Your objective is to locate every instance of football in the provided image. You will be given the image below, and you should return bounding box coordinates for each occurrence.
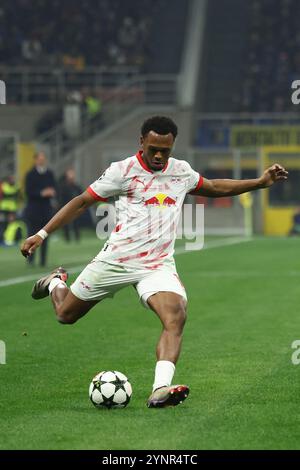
[89,370,132,409]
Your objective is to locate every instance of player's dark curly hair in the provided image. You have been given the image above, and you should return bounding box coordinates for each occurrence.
[141,116,178,139]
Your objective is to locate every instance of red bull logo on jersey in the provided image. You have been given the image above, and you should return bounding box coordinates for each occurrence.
[143,193,177,208]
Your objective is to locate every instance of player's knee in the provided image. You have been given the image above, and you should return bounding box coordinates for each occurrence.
[57,315,77,325]
[57,314,77,325]
[56,306,78,325]
[164,302,187,333]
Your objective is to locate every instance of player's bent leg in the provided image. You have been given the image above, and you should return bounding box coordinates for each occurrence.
[147,291,187,364]
[53,289,99,325]
[146,291,189,408]
[31,266,68,300]
[31,266,99,324]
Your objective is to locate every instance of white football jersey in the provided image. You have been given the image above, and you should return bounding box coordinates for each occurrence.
[87,151,203,269]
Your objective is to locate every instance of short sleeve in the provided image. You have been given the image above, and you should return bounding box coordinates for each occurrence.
[185,163,204,193]
[87,162,122,201]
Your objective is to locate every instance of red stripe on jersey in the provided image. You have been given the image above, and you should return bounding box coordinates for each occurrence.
[124,159,135,177]
[189,175,204,194]
[127,176,140,201]
[136,151,153,173]
[87,186,108,202]
[116,240,172,264]
[113,224,122,232]
[144,176,156,192]
[195,175,204,191]
[136,150,169,174]
[147,264,163,270]
[162,160,169,172]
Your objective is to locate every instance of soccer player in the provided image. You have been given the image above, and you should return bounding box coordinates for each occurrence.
[20,116,288,408]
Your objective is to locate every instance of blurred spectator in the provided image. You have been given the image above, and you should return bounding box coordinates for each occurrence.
[83,89,103,135]
[67,90,83,105]
[22,36,42,63]
[85,93,102,118]
[58,168,82,242]
[24,152,56,267]
[0,175,21,243]
[62,53,85,71]
[2,212,26,246]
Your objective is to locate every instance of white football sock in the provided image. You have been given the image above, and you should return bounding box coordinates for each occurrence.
[152,360,175,392]
[48,277,66,294]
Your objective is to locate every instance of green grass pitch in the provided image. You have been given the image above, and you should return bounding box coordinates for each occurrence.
[0,232,300,450]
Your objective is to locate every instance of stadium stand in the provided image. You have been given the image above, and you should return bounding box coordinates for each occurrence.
[0,0,166,68]
[199,0,300,113]
[199,0,249,113]
[239,0,298,112]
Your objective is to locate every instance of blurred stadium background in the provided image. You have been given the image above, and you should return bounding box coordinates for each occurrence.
[1,0,300,450]
[2,0,300,237]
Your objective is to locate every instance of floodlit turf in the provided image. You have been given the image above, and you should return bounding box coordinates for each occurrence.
[1,232,300,449]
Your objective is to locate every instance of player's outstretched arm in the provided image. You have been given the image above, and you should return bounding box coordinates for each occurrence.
[191,164,288,198]
[20,190,95,258]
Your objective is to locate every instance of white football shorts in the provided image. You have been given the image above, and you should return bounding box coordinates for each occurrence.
[70,259,187,309]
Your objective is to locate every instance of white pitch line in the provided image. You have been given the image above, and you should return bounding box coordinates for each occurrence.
[0,265,85,288]
[175,236,252,255]
[183,270,300,278]
[0,237,252,288]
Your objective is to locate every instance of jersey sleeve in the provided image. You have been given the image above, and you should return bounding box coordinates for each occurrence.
[87,162,122,201]
[185,162,204,193]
